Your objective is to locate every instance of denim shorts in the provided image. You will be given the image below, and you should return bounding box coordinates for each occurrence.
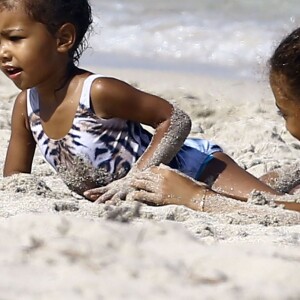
[168,137,223,180]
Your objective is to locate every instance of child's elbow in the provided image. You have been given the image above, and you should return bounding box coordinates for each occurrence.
[173,106,192,134]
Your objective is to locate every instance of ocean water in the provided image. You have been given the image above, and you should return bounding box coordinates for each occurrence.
[81,0,300,79]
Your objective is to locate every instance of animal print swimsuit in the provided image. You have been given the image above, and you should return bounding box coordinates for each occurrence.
[27,74,222,194]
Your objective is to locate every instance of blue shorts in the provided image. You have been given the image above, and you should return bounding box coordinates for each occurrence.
[168,138,223,180]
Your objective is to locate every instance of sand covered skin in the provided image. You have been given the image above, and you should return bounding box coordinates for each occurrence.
[1,69,300,299]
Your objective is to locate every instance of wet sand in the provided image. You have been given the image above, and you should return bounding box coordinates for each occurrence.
[0,68,300,299]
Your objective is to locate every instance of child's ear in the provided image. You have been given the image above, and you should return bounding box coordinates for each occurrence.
[56,23,76,53]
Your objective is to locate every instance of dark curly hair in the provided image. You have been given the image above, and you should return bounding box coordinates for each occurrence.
[0,0,93,64]
[270,27,300,97]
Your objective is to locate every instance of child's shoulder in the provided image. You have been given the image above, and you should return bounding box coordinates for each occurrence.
[13,90,27,110]
[89,74,134,99]
[76,70,124,96]
[86,73,137,118]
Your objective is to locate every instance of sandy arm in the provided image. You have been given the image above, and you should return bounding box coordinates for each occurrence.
[259,162,300,193]
[128,166,300,222]
[133,105,191,171]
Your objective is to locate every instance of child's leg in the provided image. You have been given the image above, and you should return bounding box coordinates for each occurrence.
[199,152,283,200]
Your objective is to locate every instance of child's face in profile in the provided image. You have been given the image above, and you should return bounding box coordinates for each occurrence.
[270,71,300,141]
[0,3,60,90]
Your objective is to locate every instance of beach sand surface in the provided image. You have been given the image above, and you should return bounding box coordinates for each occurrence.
[0,68,300,300]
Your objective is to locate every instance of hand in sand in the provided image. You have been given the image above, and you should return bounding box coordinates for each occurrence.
[127,165,213,208]
[83,170,141,203]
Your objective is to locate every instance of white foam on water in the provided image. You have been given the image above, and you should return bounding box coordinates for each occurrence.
[82,0,300,78]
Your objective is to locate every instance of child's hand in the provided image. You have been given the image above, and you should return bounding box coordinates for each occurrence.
[83,171,140,203]
[127,165,209,206]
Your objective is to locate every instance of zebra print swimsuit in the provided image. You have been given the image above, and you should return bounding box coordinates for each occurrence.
[27,74,222,193]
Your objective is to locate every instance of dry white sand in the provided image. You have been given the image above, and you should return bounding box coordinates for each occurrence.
[0,68,300,300]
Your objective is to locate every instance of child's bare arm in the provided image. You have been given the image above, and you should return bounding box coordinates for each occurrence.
[128,166,300,216]
[259,163,300,193]
[138,105,191,170]
[3,92,36,176]
[90,77,192,170]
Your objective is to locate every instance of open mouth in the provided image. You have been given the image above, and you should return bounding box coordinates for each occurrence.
[5,67,22,76]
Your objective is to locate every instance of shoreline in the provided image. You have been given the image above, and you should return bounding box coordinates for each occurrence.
[80,51,260,80]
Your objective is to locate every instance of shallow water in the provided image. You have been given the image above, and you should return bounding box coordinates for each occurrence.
[81,0,300,79]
